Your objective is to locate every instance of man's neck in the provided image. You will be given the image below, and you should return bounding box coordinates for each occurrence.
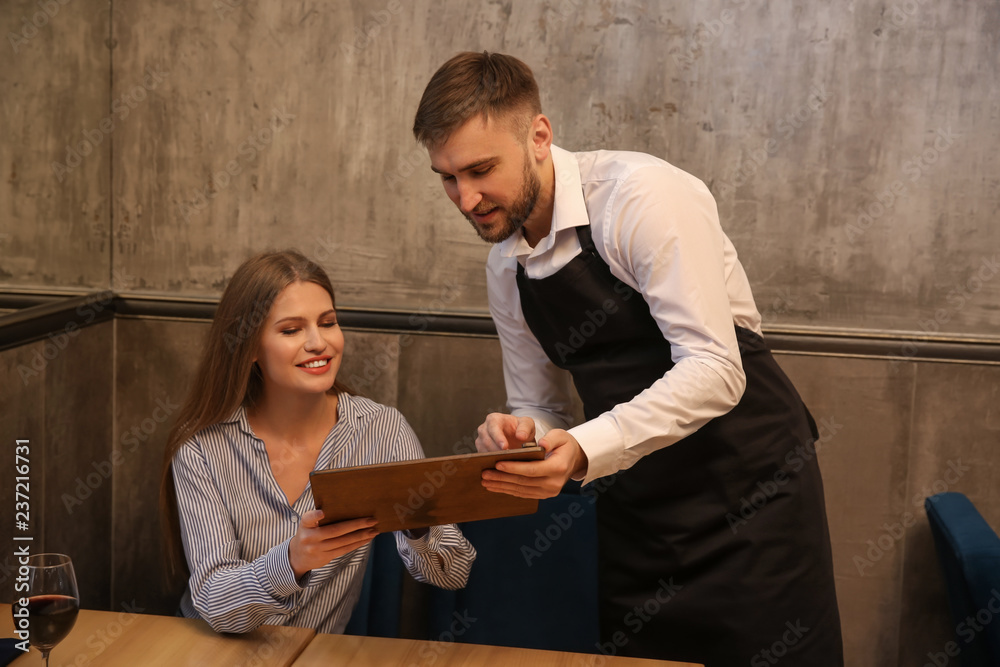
[521,158,556,248]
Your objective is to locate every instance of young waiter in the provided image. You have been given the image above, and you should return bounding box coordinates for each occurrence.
[412,51,843,667]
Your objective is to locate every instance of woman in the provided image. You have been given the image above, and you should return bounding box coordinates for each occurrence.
[159,249,475,634]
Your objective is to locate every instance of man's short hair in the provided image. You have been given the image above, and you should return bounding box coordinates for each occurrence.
[413,51,542,149]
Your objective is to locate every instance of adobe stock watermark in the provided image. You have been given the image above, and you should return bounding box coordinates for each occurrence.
[712,84,830,199]
[750,619,811,666]
[853,459,970,576]
[890,255,999,368]
[65,600,145,666]
[339,0,402,61]
[393,459,459,525]
[875,0,931,38]
[177,107,296,222]
[546,0,586,24]
[922,588,1000,667]
[7,0,73,54]
[727,415,843,534]
[16,292,116,385]
[407,609,477,666]
[213,0,246,21]
[519,472,622,568]
[62,395,181,514]
[348,279,465,390]
[758,288,795,324]
[674,0,753,67]
[845,127,958,243]
[591,577,683,664]
[51,66,168,183]
[235,624,303,667]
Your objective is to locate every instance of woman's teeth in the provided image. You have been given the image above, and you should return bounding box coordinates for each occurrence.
[301,360,328,368]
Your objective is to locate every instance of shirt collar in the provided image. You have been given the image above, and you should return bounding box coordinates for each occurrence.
[498,145,589,259]
[224,392,357,441]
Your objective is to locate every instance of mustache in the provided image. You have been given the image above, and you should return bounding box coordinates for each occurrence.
[471,203,497,215]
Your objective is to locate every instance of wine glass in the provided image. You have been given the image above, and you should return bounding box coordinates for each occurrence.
[16,554,80,667]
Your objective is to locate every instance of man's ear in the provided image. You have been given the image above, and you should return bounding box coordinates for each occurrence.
[528,114,553,162]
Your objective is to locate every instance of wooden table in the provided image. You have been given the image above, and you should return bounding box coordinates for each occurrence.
[2,603,314,666]
[292,633,702,666]
[2,604,699,666]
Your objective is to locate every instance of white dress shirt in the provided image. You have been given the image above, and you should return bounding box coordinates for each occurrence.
[172,392,475,634]
[486,145,763,485]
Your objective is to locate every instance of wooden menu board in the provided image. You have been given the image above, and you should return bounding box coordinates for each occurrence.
[310,447,546,533]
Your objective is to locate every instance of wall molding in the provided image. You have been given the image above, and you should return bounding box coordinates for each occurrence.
[2,289,999,363]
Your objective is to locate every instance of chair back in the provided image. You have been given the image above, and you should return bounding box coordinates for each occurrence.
[925,492,1000,667]
[425,492,600,653]
[344,531,404,637]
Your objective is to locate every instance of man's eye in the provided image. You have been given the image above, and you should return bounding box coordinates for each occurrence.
[472,167,493,176]
[441,174,455,182]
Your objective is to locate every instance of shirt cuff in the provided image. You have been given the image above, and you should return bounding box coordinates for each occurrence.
[511,408,569,443]
[401,528,435,554]
[568,417,624,485]
[255,538,305,599]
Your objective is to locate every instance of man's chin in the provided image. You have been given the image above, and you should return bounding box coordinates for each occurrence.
[466,214,520,244]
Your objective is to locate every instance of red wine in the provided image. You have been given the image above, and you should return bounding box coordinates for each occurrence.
[27,594,79,649]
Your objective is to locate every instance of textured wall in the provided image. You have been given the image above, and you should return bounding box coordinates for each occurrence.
[0,0,110,287]
[3,318,998,666]
[2,1,999,336]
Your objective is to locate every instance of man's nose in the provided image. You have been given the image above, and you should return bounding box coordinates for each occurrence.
[457,180,483,213]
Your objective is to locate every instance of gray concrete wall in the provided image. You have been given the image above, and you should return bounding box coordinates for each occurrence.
[2,3,998,666]
[2,319,998,667]
[2,0,999,336]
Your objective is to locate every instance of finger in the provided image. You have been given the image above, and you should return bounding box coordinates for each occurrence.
[476,422,503,452]
[318,526,379,551]
[487,418,512,450]
[493,459,549,478]
[482,468,544,488]
[317,516,377,538]
[317,532,378,561]
[481,479,551,500]
[300,509,325,529]
[515,417,535,442]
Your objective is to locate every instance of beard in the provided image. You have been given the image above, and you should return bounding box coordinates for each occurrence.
[463,151,541,244]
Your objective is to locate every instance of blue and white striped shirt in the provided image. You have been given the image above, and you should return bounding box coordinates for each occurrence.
[172,392,476,634]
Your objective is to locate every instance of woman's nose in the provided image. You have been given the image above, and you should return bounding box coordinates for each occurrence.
[304,326,326,351]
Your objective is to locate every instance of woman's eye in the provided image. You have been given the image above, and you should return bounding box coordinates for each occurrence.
[321,321,339,328]
[280,328,299,335]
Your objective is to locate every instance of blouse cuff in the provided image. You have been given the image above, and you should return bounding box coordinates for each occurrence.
[401,529,434,554]
[256,538,305,599]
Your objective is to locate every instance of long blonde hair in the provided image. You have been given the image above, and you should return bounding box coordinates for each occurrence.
[159,249,352,584]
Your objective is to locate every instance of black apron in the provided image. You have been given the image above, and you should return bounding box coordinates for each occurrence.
[515,224,843,667]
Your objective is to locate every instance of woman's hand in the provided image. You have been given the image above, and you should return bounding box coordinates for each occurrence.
[289,510,378,579]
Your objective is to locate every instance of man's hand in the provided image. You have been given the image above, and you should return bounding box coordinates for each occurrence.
[475,413,536,451]
[289,510,378,579]
[481,429,588,499]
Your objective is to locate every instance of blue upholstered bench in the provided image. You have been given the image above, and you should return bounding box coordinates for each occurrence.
[925,492,1000,667]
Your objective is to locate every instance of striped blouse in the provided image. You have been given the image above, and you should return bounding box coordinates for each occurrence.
[172,392,476,634]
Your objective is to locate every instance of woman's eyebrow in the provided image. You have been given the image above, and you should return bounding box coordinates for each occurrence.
[273,310,336,326]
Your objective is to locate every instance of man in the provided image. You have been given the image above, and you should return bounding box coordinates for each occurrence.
[412,51,843,667]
